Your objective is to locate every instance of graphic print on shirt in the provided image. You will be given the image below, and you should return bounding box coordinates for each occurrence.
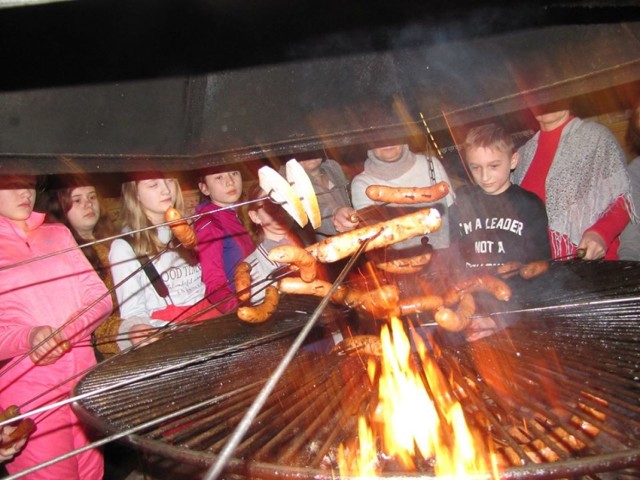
[161,262,203,297]
[450,185,551,269]
[460,217,525,258]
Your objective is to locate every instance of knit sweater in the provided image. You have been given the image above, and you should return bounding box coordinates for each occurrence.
[514,117,636,259]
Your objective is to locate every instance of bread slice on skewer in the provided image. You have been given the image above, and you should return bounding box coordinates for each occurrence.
[258,165,308,228]
[285,159,322,230]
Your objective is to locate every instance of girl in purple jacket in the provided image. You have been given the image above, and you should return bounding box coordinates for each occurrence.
[194,167,256,312]
[0,175,112,479]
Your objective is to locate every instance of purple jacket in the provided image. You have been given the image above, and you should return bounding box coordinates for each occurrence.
[194,202,255,312]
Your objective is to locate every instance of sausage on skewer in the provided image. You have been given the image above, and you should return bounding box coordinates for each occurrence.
[165,207,197,249]
[268,245,318,282]
[237,286,280,323]
[234,262,252,302]
[307,208,442,263]
[365,181,450,204]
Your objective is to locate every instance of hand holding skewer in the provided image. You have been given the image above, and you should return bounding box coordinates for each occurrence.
[0,406,33,462]
[29,326,70,365]
[577,231,606,260]
[333,206,359,232]
[128,324,162,347]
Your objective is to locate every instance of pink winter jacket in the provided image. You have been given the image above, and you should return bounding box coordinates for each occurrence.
[0,211,112,404]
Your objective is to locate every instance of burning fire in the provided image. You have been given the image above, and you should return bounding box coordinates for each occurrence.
[338,316,496,478]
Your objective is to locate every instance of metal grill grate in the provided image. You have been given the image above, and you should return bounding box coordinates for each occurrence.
[74,262,640,479]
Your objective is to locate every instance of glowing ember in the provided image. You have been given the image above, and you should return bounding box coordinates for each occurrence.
[338,316,495,478]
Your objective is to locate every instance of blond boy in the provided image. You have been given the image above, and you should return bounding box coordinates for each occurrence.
[449,124,550,269]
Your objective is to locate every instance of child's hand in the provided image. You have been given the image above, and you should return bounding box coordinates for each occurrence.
[128,324,161,347]
[0,419,32,462]
[29,326,70,365]
[0,425,26,462]
[332,207,359,232]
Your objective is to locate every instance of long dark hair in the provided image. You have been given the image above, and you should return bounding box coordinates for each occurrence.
[44,184,116,280]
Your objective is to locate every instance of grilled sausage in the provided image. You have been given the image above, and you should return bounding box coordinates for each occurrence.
[234,262,252,302]
[456,292,476,320]
[333,335,382,356]
[365,181,450,204]
[374,251,433,274]
[398,294,443,316]
[165,207,197,249]
[278,277,338,300]
[268,245,317,282]
[519,260,549,279]
[354,285,400,318]
[1,419,35,449]
[496,261,522,278]
[434,293,475,332]
[0,406,19,424]
[475,275,512,301]
[278,277,352,304]
[449,274,512,302]
[443,288,462,307]
[237,286,280,323]
[435,308,465,332]
[0,406,34,451]
[308,208,442,263]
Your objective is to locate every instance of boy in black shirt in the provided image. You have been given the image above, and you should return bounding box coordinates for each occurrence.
[450,124,551,269]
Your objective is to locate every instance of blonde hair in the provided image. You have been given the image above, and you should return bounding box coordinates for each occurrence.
[119,178,185,256]
[464,123,514,156]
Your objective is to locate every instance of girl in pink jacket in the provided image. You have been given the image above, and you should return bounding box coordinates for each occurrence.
[0,175,112,479]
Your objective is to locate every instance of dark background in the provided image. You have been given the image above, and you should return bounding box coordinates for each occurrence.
[0,0,638,176]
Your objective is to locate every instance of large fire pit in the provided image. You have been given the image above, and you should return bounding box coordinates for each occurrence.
[73,261,640,479]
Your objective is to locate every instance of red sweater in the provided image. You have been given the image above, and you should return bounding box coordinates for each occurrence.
[520,118,629,259]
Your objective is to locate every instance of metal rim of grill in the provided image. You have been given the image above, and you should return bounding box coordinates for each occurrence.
[73,261,640,479]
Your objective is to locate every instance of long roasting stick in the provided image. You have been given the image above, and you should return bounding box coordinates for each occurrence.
[0,262,304,429]
[0,179,314,377]
[0,302,304,430]
[0,198,261,273]
[1,382,262,480]
[0,257,299,422]
[0,179,340,273]
[0,244,174,381]
[471,295,640,319]
[202,232,379,480]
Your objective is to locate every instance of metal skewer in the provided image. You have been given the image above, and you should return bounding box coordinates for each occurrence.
[0,197,266,273]
[2,386,249,480]
[202,232,379,480]
[470,295,640,319]
[0,263,301,429]
[0,159,343,274]
[496,249,587,278]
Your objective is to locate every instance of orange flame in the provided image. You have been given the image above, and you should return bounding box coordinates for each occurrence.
[339,316,496,478]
